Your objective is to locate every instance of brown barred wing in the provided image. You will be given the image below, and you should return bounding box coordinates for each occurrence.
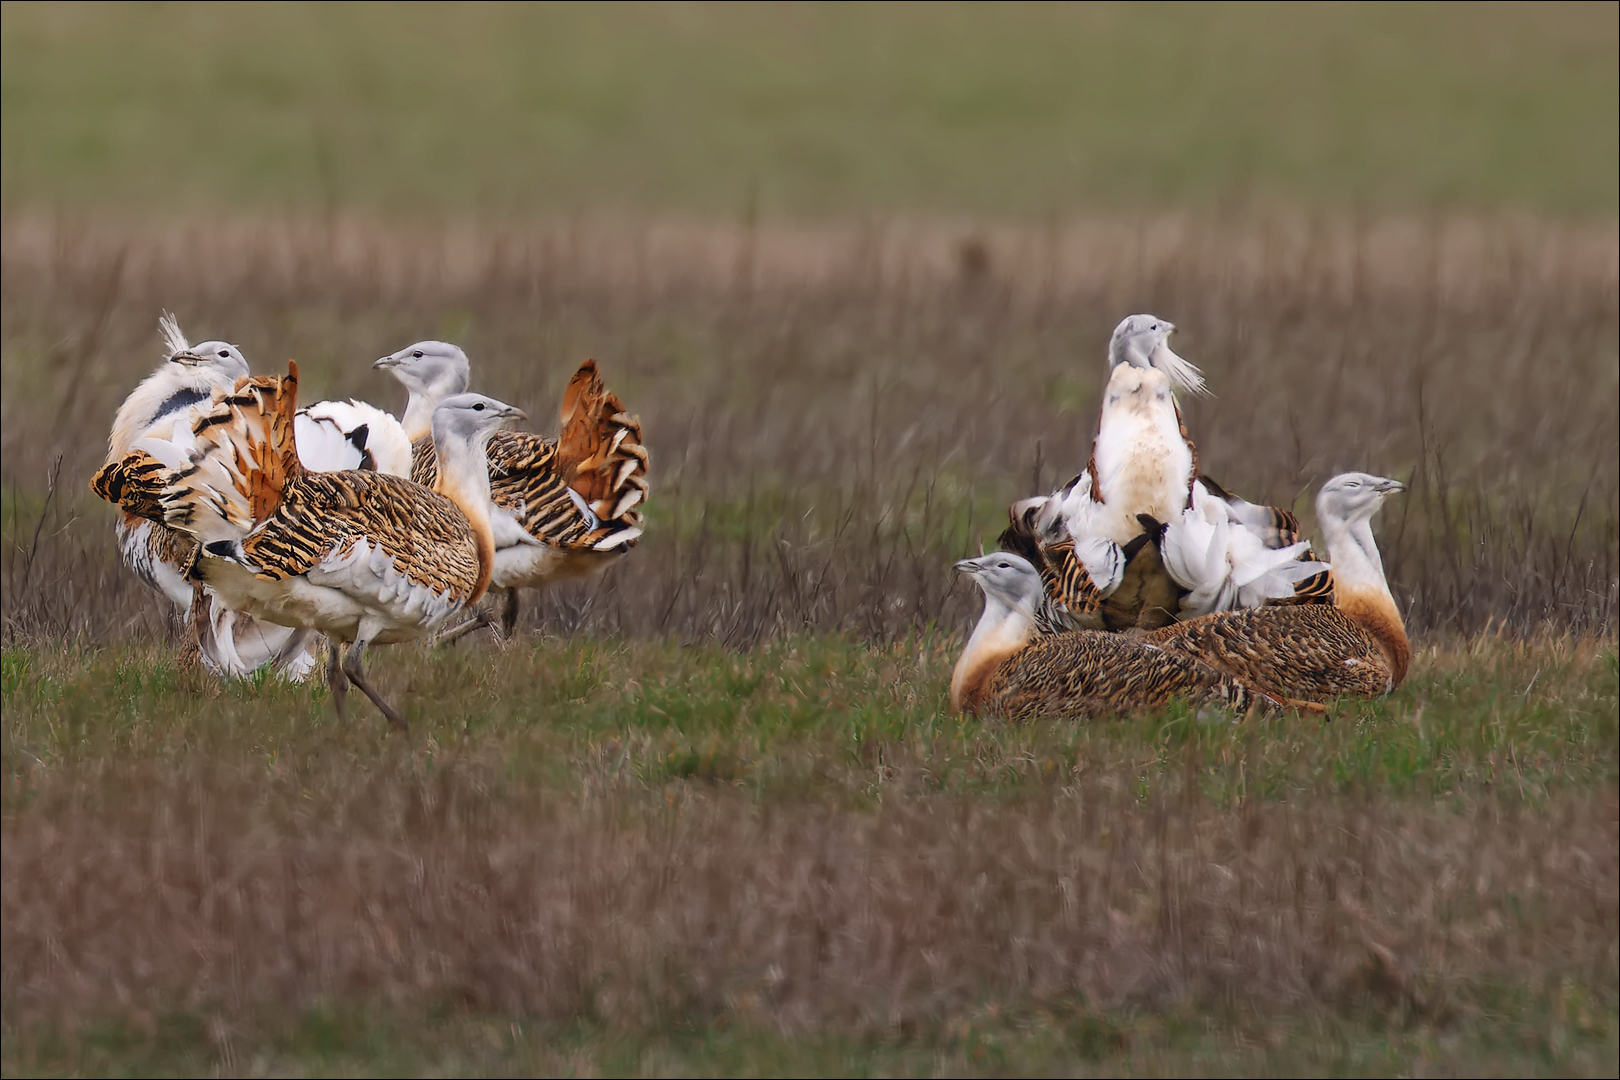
[984,631,1297,720]
[1142,606,1393,702]
[484,430,607,549]
[240,470,481,600]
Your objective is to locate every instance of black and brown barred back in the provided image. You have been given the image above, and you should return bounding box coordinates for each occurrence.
[997,503,1108,631]
[414,431,617,550]
[1141,605,1393,703]
[411,359,647,554]
[236,468,481,598]
[980,630,1304,720]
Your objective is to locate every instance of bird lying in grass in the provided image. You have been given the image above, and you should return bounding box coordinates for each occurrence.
[950,551,1321,720]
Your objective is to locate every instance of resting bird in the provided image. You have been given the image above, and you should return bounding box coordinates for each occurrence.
[92,362,523,730]
[374,340,648,637]
[950,552,1318,720]
[1144,472,1409,703]
[1003,314,1323,630]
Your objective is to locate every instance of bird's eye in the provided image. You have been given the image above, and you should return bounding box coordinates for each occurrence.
[218,349,230,358]
[1345,481,1360,488]
[472,402,485,411]
[997,561,1010,569]
[412,350,424,359]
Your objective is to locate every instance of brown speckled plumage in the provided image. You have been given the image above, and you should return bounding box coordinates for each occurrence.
[1142,604,1401,703]
[411,359,647,557]
[968,631,1303,720]
[95,365,486,605]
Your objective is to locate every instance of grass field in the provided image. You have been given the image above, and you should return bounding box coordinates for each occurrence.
[1,213,1615,1077]
[4,634,1617,1075]
[3,1,1619,1075]
[2,2,1617,216]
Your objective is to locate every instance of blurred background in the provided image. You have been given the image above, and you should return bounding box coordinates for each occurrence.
[3,0,1617,642]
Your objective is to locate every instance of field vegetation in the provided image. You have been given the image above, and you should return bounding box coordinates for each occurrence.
[3,1,1617,1075]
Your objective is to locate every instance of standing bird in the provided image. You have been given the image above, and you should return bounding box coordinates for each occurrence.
[91,362,525,730]
[951,552,1317,720]
[101,314,320,679]
[101,316,415,678]
[374,340,648,637]
[1004,315,1322,630]
[1144,473,1409,702]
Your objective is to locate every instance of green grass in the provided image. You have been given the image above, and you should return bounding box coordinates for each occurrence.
[2,1,1616,217]
[3,633,1616,1076]
[5,633,1616,806]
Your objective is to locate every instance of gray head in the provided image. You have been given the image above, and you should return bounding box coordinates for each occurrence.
[374,340,472,404]
[1316,472,1405,529]
[954,551,1045,614]
[1107,313,1208,397]
[430,392,526,451]
[157,313,249,380]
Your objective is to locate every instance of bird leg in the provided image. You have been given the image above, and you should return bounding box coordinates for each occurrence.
[342,637,409,732]
[327,641,350,721]
[500,588,522,638]
[435,606,497,646]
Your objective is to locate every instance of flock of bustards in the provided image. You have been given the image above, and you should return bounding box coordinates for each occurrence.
[92,313,1405,729]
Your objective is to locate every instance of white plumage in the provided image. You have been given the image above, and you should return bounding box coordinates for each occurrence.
[294,399,413,476]
[1161,482,1327,617]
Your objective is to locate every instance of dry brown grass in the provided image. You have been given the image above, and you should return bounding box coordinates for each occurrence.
[4,727,1614,1041]
[2,212,1616,646]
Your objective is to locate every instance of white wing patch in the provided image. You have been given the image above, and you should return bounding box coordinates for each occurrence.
[295,400,413,476]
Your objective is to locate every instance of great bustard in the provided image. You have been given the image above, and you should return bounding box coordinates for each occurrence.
[950,552,1316,720]
[92,362,524,730]
[102,316,417,678]
[1003,314,1323,630]
[101,314,322,679]
[374,340,648,637]
[1144,473,1409,702]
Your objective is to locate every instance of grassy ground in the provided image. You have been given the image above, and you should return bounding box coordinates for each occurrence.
[3,633,1617,1076]
[3,2,1616,216]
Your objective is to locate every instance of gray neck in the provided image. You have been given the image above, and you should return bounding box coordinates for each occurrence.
[1322,514,1392,601]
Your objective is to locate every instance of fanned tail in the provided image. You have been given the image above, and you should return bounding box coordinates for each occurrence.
[98,363,302,552]
[554,359,649,550]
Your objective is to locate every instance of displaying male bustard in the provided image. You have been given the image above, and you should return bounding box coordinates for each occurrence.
[374,340,648,637]
[93,362,523,730]
[100,315,415,678]
[1002,314,1326,631]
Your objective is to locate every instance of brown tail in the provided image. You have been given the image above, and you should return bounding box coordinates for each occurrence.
[554,360,649,527]
[94,364,301,546]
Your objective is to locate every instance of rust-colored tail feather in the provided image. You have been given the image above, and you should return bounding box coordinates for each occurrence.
[554,360,649,526]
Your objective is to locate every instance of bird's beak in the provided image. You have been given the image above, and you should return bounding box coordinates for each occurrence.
[1376,478,1407,494]
[1163,322,1176,335]
[503,405,528,423]
[373,355,401,370]
[954,558,979,575]
[170,349,206,367]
